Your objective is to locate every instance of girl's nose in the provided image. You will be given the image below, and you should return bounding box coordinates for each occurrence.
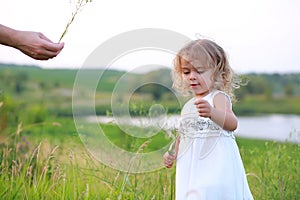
[189,71,196,80]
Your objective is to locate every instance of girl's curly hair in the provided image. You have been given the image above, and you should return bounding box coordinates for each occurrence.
[172,39,241,102]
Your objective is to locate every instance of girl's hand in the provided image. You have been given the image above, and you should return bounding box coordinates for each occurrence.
[194,98,212,118]
[163,152,176,168]
[194,93,238,131]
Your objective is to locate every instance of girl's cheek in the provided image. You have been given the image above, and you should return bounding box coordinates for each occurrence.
[182,74,189,82]
[202,71,213,83]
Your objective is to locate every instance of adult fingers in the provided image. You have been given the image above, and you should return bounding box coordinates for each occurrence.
[38,33,65,52]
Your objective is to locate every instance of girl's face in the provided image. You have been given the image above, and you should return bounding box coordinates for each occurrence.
[181,58,213,97]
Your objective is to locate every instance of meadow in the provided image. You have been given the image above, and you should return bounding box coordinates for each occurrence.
[0,119,299,199]
[0,65,300,199]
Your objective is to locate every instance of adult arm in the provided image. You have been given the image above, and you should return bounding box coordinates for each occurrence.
[0,24,64,60]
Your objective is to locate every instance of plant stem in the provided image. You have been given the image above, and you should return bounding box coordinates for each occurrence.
[58,0,90,42]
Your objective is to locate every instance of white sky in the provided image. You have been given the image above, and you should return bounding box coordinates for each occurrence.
[0,0,300,74]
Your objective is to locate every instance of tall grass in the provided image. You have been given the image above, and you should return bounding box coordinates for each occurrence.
[0,122,174,199]
[237,138,299,200]
[0,121,299,199]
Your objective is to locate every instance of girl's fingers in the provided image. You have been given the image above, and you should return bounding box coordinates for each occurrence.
[164,160,174,168]
[163,152,176,168]
[164,152,176,160]
[195,99,212,117]
[194,98,207,105]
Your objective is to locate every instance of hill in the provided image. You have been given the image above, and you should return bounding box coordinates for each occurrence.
[1,63,300,117]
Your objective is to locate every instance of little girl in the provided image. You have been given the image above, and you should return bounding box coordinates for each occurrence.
[163,39,253,200]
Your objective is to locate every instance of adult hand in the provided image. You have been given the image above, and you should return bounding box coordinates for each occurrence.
[0,24,64,60]
[13,31,64,60]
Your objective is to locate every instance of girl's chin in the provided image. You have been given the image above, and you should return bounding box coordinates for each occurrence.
[193,90,209,97]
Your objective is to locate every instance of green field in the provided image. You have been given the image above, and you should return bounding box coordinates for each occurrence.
[0,64,300,199]
[0,120,299,199]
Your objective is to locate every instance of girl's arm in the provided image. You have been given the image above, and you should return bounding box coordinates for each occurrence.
[211,93,237,131]
[195,92,238,131]
[163,135,180,168]
[174,135,180,156]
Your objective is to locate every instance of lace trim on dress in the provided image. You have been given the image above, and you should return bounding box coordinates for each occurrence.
[180,116,235,139]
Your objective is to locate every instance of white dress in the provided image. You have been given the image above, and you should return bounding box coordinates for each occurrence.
[176,90,253,200]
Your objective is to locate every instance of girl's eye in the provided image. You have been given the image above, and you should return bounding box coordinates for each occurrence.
[197,68,206,74]
[182,70,190,75]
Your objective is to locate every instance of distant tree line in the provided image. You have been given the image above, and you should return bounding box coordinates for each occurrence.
[235,73,300,100]
[133,70,300,101]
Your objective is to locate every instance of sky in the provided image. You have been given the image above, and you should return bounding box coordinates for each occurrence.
[0,0,300,74]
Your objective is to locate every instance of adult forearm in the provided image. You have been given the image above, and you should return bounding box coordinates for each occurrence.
[0,24,18,47]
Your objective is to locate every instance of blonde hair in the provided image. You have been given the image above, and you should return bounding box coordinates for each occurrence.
[172,39,240,101]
